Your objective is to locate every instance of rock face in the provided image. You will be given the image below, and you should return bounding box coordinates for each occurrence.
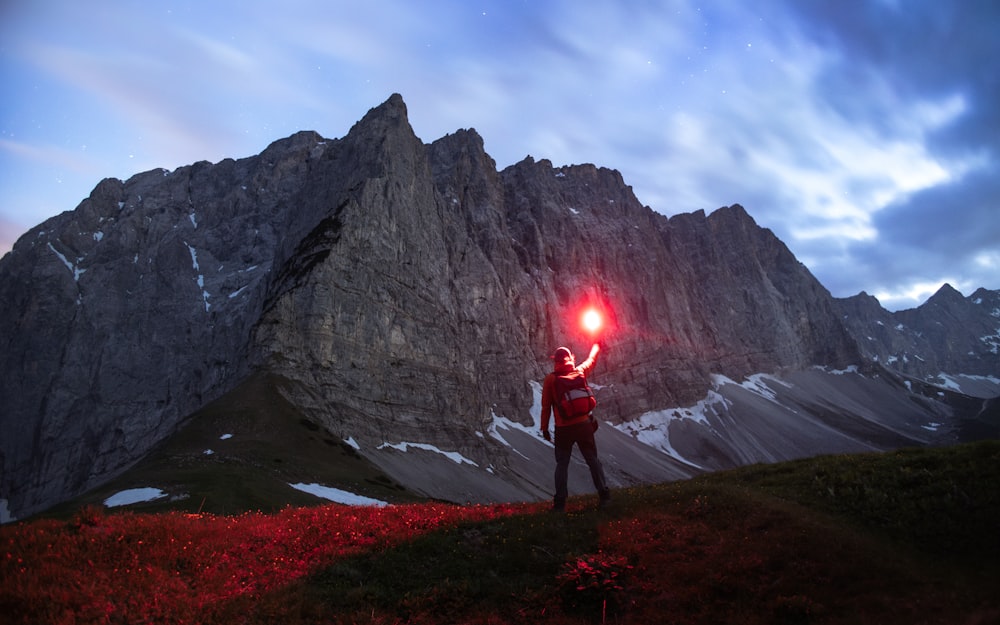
[835,286,1000,382]
[1,94,998,520]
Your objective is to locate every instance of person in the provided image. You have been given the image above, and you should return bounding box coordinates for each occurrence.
[540,343,611,512]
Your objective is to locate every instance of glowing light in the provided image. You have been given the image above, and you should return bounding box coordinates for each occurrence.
[582,309,603,334]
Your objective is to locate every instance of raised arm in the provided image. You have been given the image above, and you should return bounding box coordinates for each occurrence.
[576,343,600,376]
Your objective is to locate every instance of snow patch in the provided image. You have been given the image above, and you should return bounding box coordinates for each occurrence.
[810,364,861,376]
[712,372,792,402]
[344,436,360,450]
[289,483,387,507]
[48,242,85,282]
[980,330,1000,354]
[528,380,543,424]
[203,449,214,455]
[219,433,232,440]
[615,392,728,470]
[487,410,537,458]
[185,243,200,271]
[934,374,964,392]
[484,380,550,457]
[104,488,168,508]
[377,441,478,466]
[184,243,211,310]
[0,499,15,524]
[930,373,1000,396]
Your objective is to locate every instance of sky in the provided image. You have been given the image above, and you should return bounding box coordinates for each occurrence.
[1,0,997,311]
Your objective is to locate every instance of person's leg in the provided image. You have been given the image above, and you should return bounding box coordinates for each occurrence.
[552,428,573,511]
[577,427,610,504]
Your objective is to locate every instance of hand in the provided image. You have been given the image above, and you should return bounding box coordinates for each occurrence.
[542,430,552,442]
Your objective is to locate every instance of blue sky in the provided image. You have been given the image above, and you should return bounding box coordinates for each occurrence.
[1,1,997,311]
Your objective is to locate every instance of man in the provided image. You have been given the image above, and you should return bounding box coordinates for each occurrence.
[540,343,611,512]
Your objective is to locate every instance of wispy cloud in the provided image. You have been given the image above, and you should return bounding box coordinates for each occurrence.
[1,0,996,309]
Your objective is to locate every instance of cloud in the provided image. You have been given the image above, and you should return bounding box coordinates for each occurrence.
[0,138,102,174]
[1,0,996,310]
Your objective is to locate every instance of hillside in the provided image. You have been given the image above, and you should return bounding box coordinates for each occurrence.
[1,93,998,522]
[4,441,998,624]
[33,364,1000,525]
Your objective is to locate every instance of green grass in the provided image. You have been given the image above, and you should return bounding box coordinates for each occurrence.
[6,441,999,624]
[271,441,1000,624]
[40,371,424,519]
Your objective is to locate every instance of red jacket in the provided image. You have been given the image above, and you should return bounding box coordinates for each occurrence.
[541,344,599,432]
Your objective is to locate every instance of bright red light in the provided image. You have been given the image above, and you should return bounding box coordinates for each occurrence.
[582,309,603,334]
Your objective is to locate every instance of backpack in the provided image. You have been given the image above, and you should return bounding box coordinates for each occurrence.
[554,369,597,419]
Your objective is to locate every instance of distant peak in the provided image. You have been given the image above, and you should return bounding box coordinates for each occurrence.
[341,93,422,154]
[348,93,411,135]
[384,92,406,111]
[933,283,962,298]
[707,204,757,227]
[718,204,750,218]
[370,93,408,120]
[924,283,966,308]
[433,127,485,151]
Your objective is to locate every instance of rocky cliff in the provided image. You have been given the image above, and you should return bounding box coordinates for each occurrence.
[2,94,997,520]
[836,285,1000,383]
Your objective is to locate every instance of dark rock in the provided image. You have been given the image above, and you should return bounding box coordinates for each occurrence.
[834,284,1000,380]
[1,94,996,520]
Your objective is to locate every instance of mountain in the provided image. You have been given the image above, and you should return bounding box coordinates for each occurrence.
[836,285,1000,384]
[2,94,998,522]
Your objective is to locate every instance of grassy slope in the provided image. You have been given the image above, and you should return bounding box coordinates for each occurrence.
[288,440,1000,624]
[9,441,996,624]
[40,372,424,519]
[13,370,1000,623]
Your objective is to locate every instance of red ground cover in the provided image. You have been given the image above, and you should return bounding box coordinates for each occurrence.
[1,502,536,624]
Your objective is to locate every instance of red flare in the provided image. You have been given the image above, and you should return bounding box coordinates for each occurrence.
[581,309,603,335]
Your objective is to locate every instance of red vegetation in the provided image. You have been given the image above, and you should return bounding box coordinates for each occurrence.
[1,502,539,624]
[3,488,995,624]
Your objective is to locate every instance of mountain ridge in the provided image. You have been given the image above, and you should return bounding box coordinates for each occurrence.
[1,94,997,521]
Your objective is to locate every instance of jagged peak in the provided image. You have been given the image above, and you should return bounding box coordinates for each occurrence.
[837,290,888,316]
[428,128,498,182]
[504,155,625,184]
[970,287,1000,304]
[348,93,411,136]
[857,291,883,305]
[262,130,326,154]
[669,204,754,230]
[708,204,755,225]
[429,127,487,155]
[926,283,965,306]
[844,290,881,304]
